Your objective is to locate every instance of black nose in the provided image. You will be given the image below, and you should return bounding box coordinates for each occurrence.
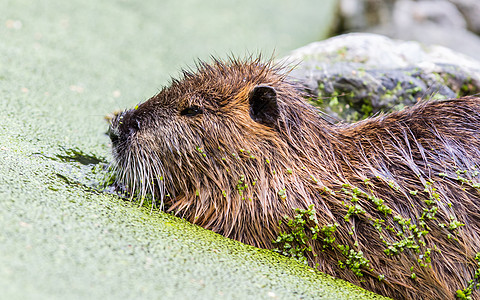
[108,126,119,145]
[109,110,142,145]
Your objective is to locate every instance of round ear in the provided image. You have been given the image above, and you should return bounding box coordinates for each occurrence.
[249,85,279,126]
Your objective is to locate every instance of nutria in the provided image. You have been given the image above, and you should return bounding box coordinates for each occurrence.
[108,57,480,299]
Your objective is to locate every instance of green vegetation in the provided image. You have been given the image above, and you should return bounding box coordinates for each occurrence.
[337,244,371,277]
[274,204,373,278]
[456,252,480,300]
[268,174,472,284]
[273,205,319,264]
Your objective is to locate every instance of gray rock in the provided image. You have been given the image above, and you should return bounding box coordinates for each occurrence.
[393,0,466,29]
[374,0,480,60]
[338,0,394,30]
[282,33,480,121]
[450,0,480,34]
[337,0,480,61]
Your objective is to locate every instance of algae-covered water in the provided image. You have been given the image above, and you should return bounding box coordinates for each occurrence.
[0,0,388,299]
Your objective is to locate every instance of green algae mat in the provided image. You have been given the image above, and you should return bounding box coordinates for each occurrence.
[0,0,387,299]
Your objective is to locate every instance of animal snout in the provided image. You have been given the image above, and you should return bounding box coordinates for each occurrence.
[109,110,143,146]
[108,126,120,145]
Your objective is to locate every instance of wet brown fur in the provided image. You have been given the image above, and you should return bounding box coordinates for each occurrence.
[109,57,480,299]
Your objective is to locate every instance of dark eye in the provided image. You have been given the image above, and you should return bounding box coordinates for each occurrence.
[180,106,203,117]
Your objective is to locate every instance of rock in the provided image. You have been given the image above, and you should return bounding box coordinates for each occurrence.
[374,0,480,61]
[338,0,393,31]
[393,0,466,29]
[450,0,480,34]
[282,33,480,121]
[337,0,480,62]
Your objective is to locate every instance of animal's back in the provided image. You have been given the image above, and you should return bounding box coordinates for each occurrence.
[320,97,480,299]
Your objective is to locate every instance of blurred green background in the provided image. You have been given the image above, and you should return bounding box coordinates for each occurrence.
[0,0,386,299]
